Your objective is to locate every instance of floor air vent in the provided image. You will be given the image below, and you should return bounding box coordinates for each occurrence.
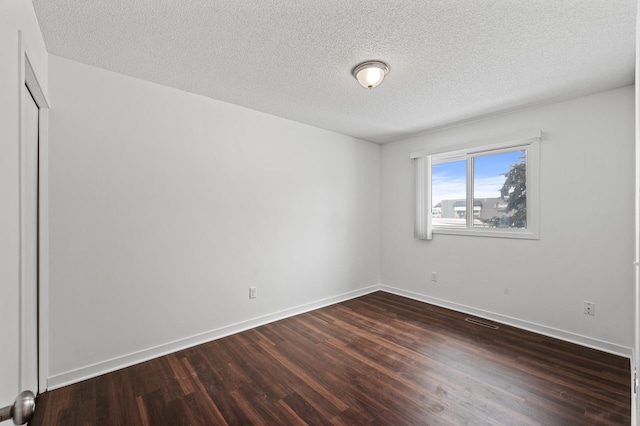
[465,318,499,329]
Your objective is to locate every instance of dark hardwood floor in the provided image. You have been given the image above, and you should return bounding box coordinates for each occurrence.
[30,292,631,425]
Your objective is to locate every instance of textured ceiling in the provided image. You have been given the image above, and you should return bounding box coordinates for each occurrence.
[32,1,636,143]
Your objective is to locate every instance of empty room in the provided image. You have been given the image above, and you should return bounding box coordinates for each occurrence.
[2,0,640,425]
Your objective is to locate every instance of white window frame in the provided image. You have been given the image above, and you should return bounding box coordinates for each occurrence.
[412,129,541,240]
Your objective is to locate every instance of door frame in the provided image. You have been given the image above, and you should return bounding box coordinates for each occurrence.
[634,1,640,422]
[18,31,50,394]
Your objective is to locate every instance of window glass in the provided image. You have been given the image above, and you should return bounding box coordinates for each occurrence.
[412,131,540,240]
[432,159,466,228]
[473,150,527,229]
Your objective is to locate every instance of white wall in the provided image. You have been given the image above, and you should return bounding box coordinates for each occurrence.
[381,86,635,354]
[47,55,380,386]
[42,47,637,391]
[0,0,48,407]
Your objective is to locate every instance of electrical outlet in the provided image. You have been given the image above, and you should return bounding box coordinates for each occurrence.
[249,287,257,299]
[583,301,595,316]
[431,272,438,282]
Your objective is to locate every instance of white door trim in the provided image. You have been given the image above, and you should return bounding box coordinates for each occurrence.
[634,1,640,423]
[18,31,50,394]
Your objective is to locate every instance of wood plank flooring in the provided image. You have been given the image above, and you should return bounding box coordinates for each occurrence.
[30,292,631,425]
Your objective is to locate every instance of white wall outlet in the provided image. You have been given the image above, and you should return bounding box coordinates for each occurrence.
[583,301,595,316]
[249,287,257,299]
[431,272,438,282]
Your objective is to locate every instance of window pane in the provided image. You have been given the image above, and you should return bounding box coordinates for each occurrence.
[432,159,466,228]
[473,150,526,229]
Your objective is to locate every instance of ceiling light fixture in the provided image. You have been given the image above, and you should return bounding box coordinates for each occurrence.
[352,61,390,89]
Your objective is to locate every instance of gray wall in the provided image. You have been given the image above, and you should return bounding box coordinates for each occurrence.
[45,56,636,389]
[380,86,635,353]
[47,55,380,386]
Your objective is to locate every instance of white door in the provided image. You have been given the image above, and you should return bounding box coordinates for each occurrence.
[20,83,39,394]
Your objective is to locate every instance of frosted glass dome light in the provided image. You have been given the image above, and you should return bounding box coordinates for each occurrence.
[352,61,390,89]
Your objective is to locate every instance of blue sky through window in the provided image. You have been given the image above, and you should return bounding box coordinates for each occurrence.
[432,150,524,207]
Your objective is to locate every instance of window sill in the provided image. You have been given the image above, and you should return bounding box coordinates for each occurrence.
[432,227,539,240]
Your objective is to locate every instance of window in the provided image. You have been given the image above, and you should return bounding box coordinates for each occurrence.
[412,130,540,240]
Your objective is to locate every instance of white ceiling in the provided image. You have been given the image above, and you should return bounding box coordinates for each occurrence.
[32,1,636,144]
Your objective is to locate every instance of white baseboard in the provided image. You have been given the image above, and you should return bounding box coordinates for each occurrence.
[47,285,380,390]
[48,284,633,391]
[380,285,633,359]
